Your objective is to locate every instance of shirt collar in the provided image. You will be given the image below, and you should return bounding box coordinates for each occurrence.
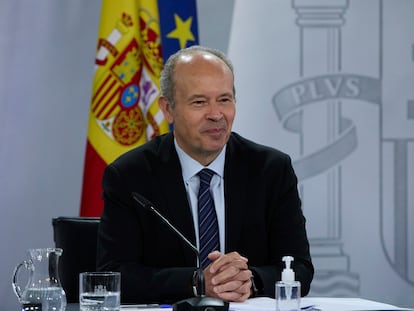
[174,139,226,182]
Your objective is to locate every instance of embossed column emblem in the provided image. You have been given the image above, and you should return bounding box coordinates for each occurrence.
[229,0,414,300]
[274,0,361,296]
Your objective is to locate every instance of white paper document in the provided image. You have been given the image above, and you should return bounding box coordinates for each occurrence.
[229,297,407,311]
[119,297,408,311]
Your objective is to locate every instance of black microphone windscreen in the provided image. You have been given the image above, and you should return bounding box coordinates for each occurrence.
[131,192,152,210]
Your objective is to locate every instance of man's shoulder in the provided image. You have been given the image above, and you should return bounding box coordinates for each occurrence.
[229,132,289,159]
[111,133,173,168]
[227,133,296,179]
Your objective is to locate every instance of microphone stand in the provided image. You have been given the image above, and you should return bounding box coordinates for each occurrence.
[132,192,229,311]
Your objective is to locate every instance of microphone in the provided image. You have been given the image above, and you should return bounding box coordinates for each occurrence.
[131,192,229,311]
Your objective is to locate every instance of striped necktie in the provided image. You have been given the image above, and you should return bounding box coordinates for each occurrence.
[197,168,220,269]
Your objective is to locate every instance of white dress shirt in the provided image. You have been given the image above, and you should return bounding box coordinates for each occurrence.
[174,139,226,254]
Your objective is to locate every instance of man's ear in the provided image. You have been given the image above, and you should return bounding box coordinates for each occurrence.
[158,96,174,124]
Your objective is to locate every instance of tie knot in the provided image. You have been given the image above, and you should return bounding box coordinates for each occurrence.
[198,168,215,184]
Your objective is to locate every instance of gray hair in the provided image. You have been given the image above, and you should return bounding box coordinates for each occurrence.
[159,45,235,108]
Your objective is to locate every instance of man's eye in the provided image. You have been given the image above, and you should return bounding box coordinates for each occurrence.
[193,100,206,105]
[219,98,232,103]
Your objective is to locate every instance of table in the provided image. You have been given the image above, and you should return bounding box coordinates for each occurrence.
[230,297,411,311]
[66,297,411,311]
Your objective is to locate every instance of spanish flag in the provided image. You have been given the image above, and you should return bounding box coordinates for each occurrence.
[80,0,199,216]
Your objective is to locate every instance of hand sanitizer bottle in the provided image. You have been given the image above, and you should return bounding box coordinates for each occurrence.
[276,256,301,311]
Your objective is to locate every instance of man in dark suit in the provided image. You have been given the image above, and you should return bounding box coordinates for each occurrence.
[96,45,313,304]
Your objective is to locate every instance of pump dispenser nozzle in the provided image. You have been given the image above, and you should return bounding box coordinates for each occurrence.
[277,256,301,311]
[281,256,295,282]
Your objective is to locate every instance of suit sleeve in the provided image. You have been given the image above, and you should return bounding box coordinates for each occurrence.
[96,163,194,304]
[249,154,314,297]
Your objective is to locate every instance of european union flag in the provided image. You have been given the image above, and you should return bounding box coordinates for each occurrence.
[158,0,199,63]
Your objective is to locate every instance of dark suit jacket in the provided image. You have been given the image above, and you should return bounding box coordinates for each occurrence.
[96,132,313,304]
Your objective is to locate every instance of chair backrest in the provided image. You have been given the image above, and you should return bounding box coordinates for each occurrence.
[52,216,100,303]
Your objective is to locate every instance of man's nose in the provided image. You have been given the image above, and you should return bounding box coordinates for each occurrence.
[206,102,223,120]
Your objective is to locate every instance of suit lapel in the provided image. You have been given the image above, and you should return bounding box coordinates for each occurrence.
[158,134,197,266]
[223,134,248,252]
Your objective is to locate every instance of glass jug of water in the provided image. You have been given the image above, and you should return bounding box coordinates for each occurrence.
[12,248,67,311]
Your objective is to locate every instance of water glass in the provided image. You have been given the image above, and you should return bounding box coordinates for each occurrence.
[79,272,120,311]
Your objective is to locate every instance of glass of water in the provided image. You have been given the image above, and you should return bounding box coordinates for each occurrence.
[79,272,120,311]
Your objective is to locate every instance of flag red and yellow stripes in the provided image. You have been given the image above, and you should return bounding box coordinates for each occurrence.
[80,0,198,216]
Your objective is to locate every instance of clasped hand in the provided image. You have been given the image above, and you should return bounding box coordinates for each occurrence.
[204,251,252,302]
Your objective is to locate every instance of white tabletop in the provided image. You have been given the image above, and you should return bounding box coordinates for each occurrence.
[118,297,409,311]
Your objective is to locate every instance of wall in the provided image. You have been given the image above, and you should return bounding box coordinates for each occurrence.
[0,1,99,310]
[229,0,414,307]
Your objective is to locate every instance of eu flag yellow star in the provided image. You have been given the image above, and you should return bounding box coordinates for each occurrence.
[166,14,195,49]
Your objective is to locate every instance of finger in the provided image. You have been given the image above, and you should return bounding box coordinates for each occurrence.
[237,277,253,294]
[215,258,249,273]
[214,279,244,292]
[224,251,248,261]
[207,250,222,261]
[209,252,248,273]
[232,290,251,303]
[211,265,242,285]
[215,278,252,302]
[217,291,243,302]
[214,279,252,301]
[216,286,250,303]
[212,267,252,286]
